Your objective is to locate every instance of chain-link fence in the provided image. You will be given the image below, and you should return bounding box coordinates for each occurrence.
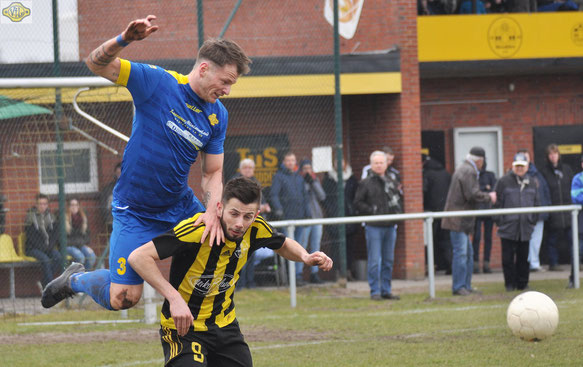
[0,1,382,320]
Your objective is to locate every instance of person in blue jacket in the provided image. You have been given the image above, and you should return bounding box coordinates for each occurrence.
[270,152,311,285]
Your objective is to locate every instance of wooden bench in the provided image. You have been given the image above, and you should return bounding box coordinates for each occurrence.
[0,234,40,299]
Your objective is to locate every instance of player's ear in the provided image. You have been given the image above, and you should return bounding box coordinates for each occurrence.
[199,61,209,76]
[217,200,223,215]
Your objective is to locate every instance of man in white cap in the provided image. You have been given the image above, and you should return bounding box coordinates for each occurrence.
[494,152,539,292]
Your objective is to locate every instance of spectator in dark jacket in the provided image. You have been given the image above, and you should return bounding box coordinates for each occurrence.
[540,144,574,271]
[422,156,452,274]
[354,151,403,301]
[99,162,121,231]
[517,149,551,272]
[442,147,496,296]
[494,153,539,292]
[25,193,63,287]
[298,159,326,284]
[270,152,310,285]
[322,158,359,280]
[472,162,497,274]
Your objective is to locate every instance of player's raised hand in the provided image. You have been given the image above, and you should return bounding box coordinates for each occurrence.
[169,296,194,336]
[194,211,225,247]
[122,15,159,42]
[305,251,333,271]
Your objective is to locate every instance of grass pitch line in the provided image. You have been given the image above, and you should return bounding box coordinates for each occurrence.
[96,325,504,367]
[97,358,164,367]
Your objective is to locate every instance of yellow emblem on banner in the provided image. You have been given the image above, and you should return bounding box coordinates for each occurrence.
[488,17,523,58]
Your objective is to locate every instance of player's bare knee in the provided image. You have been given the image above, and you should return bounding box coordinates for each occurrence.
[110,284,143,310]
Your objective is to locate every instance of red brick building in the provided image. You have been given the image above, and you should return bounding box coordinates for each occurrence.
[2,2,583,296]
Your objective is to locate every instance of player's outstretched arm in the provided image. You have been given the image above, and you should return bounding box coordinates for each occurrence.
[128,242,193,336]
[275,238,333,271]
[194,152,225,246]
[85,15,159,82]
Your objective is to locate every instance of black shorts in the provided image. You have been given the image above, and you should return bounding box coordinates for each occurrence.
[160,320,252,367]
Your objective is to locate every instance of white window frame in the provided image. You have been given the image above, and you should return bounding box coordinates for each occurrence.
[453,126,504,178]
[37,141,98,194]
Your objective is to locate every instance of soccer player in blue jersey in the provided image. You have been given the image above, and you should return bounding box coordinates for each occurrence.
[129,177,333,366]
[41,15,252,311]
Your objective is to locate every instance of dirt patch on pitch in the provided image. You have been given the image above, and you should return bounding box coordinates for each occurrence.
[0,325,328,345]
[0,328,159,345]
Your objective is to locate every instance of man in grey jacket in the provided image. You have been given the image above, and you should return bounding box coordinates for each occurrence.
[442,147,496,296]
[494,153,539,291]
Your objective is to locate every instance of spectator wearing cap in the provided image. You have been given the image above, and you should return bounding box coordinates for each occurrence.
[442,147,496,296]
[298,159,326,284]
[540,144,574,271]
[569,154,583,288]
[494,153,539,292]
[516,149,551,273]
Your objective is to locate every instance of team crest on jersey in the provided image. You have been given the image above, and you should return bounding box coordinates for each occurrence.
[192,274,234,296]
[208,114,219,126]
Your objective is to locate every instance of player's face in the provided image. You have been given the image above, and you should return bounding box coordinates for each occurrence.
[219,198,259,241]
[199,62,239,103]
[370,154,387,176]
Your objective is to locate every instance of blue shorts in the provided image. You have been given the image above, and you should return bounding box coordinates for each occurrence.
[109,193,204,285]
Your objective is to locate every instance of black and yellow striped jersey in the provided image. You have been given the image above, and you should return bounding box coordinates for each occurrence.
[152,212,286,331]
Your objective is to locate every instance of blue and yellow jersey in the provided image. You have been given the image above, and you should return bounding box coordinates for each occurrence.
[113,59,228,215]
[152,213,286,331]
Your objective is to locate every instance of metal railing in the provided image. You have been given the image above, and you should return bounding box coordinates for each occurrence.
[270,205,581,306]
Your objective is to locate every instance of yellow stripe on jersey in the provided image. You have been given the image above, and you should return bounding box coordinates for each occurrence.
[165,70,190,85]
[116,58,131,87]
[174,213,204,239]
[254,216,274,238]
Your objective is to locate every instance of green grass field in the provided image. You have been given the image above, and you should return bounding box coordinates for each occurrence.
[1,279,581,367]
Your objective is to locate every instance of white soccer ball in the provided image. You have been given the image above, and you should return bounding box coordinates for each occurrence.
[506,291,559,341]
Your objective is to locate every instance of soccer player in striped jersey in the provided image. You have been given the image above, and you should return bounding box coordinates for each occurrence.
[41,15,251,312]
[129,177,333,366]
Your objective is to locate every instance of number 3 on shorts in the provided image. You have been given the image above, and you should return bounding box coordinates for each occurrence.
[117,257,126,275]
[192,342,204,362]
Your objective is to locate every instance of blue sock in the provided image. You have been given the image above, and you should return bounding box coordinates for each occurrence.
[70,269,114,310]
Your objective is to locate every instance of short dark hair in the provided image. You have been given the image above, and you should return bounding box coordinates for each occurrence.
[197,38,251,76]
[223,177,261,206]
[36,193,48,201]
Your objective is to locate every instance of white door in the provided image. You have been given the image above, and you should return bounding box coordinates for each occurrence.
[453,127,503,178]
